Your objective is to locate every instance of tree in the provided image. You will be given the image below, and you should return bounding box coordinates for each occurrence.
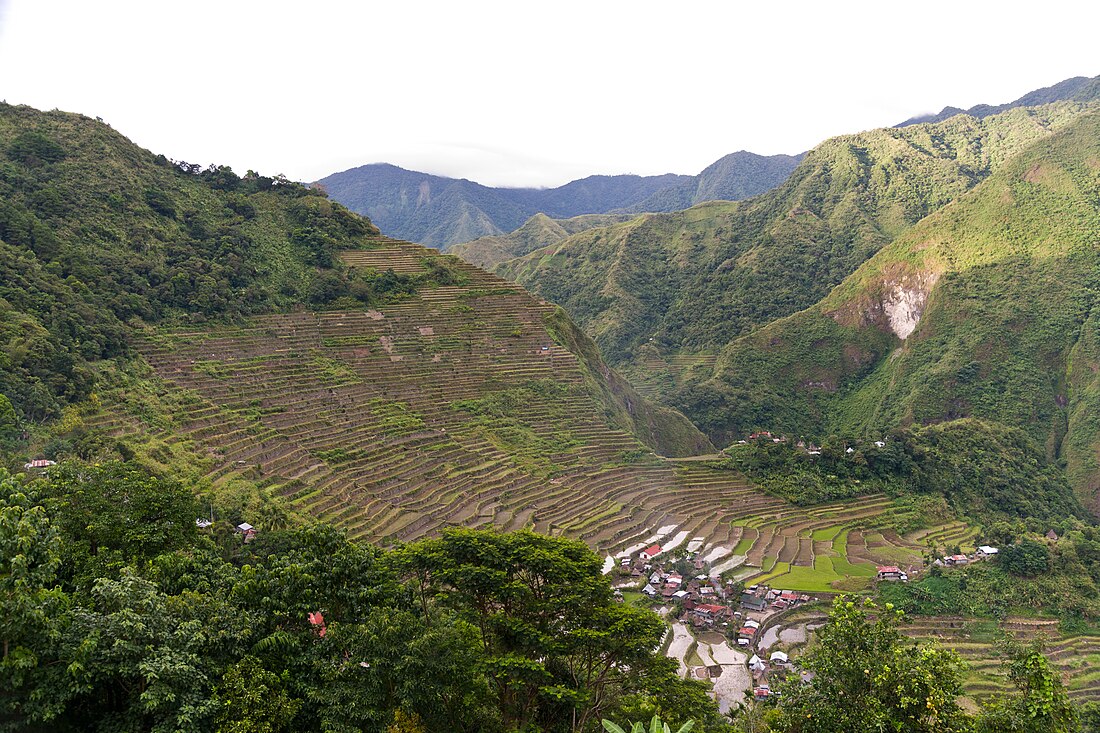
[0,471,69,726]
[0,394,19,442]
[774,597,970,733]
[397,529,702,732]
[975,643,1077,733]
[309,609,493,733]
[603,714,695,733]
[998,539,1051,577]
[38,462,200,590]
[213,656,302,733]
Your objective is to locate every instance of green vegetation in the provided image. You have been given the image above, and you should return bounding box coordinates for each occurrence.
[687,110,1100,506]
[451,381,583,475]
[498,99,1099,376]
[543,307,713,458]
[770,598,1077,733]
[1,464,731,733]
[880,518,1100,621]
[720,420,1083,521]
[451,212,633,270]
[0,103,385,424]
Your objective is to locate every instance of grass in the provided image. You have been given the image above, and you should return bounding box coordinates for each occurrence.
[812,525,843,541]
[754,562,843,594]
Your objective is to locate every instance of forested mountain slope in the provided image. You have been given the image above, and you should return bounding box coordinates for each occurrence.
[0,104,708,473]
[0,103,387,426]
[449,212,633,269]
[497,98,1100,394]
[620,150,804,213]
[683,111,1100,508]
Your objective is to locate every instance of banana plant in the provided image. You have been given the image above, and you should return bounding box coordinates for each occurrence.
[601,714,695,733]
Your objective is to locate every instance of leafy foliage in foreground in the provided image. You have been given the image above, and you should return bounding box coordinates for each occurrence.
[771,598,1077,733]
[0,463,729,733]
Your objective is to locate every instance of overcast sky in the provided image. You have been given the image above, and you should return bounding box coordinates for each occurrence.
[1,1,1098,188]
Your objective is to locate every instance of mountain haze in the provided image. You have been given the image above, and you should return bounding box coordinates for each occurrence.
[317,152,802,249]
[449,212,634,270]
[315,164,689,249]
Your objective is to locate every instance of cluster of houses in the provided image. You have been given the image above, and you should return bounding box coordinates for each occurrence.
[193,518,259,542]
[931,545,999,569]
[639,564,731,610]
[749,650,797,701]
[876,545,1002,583]
[737,432,889,455]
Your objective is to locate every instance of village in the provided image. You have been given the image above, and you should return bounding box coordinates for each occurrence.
[608,531,1007,711]
[609,538,818,708]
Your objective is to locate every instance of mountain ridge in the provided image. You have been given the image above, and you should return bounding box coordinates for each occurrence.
[317,151,802,249]
[897,74,1100,127]
[496,98,1100,386]
[681,110,1100,508]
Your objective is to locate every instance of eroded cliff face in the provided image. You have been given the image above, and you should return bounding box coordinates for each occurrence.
[830,268,939,340]
[881,272,939,339]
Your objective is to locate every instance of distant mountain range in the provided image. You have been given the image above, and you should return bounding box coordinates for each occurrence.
[316,151,803,249]
[896,74,1100,126]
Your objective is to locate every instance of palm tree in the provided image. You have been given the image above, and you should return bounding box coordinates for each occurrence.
[602,715,694,733]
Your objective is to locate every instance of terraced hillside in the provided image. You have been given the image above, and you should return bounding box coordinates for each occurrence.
[900,616,1100,706]
[82,236,947,570]
[88,238,732,545]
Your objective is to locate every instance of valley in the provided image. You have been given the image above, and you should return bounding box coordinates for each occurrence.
[4,71,1100,731]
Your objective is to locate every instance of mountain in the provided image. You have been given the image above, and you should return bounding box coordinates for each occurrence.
[681,111,1100,509]
[0,103,396,426]
[314,163,690,249]
[0,104,769,545]
[897,74,1100,126]
[449,212,633,270]
[316,152,803,250]
[495,98,1100,400]
[619,150,804,213]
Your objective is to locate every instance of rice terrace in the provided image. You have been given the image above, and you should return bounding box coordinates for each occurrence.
[7,8,1100,729]
[94,237,959,586]
[78,234,1100,708]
